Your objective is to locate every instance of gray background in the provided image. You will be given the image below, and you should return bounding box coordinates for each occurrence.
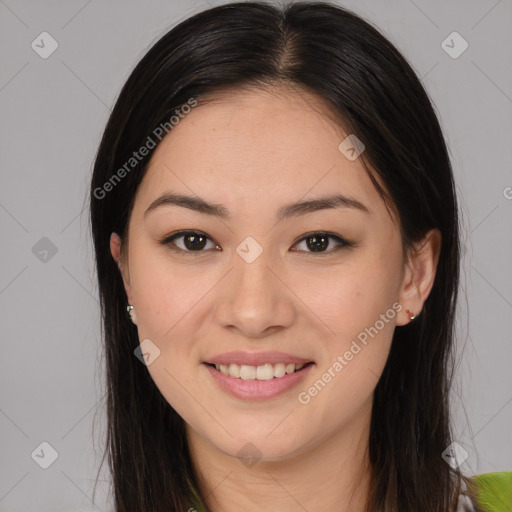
[1,0,511,510]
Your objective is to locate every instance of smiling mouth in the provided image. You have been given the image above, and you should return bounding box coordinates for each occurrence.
[203,361,314,380]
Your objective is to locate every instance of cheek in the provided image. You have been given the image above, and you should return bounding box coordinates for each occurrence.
[298,259,400,345]
[295,258,400,409]
[130,252,204,417]
[145,356,205,432]
[297,308,395,437]
[129,244,210,338]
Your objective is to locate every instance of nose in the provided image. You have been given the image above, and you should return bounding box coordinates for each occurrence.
[213,245,296,338]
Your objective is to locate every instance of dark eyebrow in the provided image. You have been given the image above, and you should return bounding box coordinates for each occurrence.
[144,191,370,220]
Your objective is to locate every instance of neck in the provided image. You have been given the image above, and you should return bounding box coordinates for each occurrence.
[186,401,373,512]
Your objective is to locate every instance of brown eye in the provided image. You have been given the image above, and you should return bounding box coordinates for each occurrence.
[160,230,219,254]
[291,232,354,255]
[159,230,354,257]
[181,232,208,250]
[305,233,329,252]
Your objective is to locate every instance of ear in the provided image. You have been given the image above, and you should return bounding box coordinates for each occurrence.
[110,232,135,307]
[396,228,442,326]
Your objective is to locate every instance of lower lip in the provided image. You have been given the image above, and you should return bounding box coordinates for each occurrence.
[203,363,314,401]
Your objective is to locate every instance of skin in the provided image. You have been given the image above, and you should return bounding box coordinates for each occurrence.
[110,85,441,512]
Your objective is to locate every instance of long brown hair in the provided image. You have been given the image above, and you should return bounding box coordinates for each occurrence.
[89,2,467,510]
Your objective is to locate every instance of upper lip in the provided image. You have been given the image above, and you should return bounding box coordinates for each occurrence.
[204,351,314,366]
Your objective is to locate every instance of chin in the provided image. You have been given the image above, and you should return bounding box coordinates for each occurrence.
[211,428,310,464]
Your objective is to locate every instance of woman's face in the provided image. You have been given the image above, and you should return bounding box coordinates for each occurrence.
[111,86,436,462]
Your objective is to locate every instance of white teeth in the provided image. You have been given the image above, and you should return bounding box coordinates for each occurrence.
[213,362,308,380]
[273,363,286,378]
[228,363,240,378]
[256,363,274,380]
[240,365,256,380]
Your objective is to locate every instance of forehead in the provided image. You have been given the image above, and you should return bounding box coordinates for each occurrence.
[168,85,347,158]
[133,85,392,224]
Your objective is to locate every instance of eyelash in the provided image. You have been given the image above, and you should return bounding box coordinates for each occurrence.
[158,230,355,257]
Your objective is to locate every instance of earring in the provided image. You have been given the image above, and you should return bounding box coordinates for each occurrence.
[126,304,137,324]
[405,308,416,320]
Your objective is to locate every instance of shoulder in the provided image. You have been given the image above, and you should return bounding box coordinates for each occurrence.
[457,471,512,512]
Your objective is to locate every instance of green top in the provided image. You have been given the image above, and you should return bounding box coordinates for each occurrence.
[469,472,512,512]
[188,471,512,512]
[188,481,206,512]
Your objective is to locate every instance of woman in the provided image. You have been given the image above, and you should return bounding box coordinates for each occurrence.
[89,2,511,511]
